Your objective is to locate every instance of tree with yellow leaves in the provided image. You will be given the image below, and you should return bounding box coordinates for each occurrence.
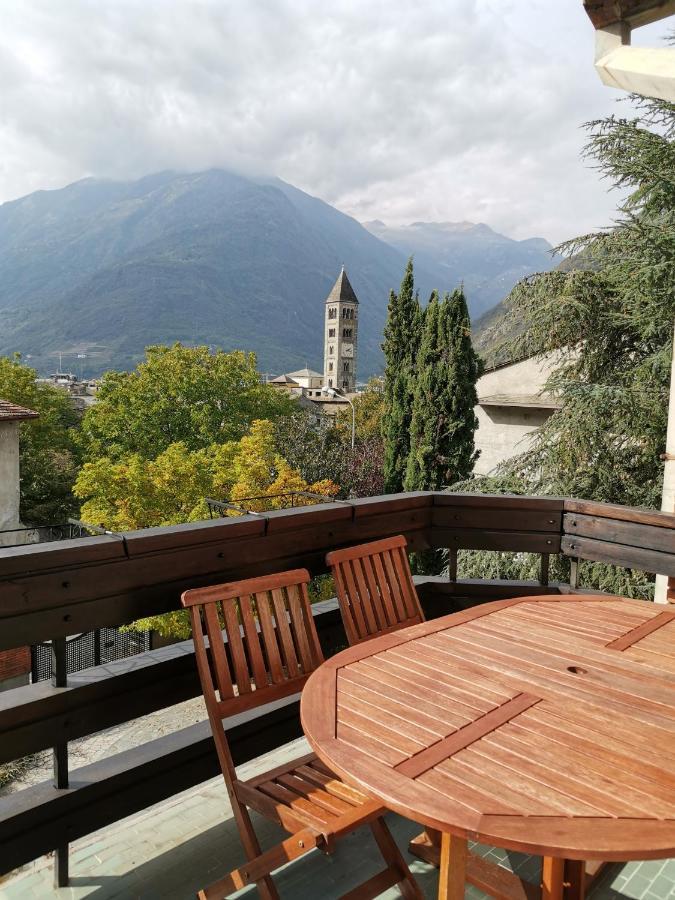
[75,420,337,531]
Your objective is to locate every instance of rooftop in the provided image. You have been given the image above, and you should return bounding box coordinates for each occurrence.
[268,374,300,385]
[0,399,39,423]
[287,368,323,379]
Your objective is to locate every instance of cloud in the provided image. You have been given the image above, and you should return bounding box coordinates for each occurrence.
[0,0,665,242]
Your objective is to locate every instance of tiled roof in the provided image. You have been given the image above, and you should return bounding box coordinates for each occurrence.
[325,267,359,305]
[0,399,39,422]
[269,374,299,385]
[287,368,323,378]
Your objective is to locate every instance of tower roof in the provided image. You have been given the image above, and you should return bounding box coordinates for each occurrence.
[325,267,359,305]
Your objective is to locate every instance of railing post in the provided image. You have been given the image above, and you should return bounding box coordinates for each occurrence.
[448,548,458,583]
[569,558,580,592]
[539,553,550,587]
[51,637,70,887]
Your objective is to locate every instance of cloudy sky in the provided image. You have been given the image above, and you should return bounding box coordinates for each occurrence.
[0,1,669,243]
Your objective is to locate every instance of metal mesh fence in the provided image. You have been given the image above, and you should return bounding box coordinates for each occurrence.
[30,628,151,683]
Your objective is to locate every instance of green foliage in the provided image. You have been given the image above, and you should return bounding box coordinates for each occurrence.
[453,96,675,597]
[381,259,422,492]
[78,344,295,462]
[274,381,387,500]
[0,355,80,523]
[334,377,385,443]
[404,289,481,491]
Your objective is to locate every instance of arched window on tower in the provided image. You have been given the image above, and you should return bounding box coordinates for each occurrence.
[328,362,333,372]
[328,307,336,319]
[329,345,334,355]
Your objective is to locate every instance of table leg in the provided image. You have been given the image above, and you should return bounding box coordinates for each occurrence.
[563,860,586,900]
[542,857,564,900]
[439,832,467,900]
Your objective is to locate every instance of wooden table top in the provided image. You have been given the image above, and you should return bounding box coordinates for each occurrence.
[300,595,675,862]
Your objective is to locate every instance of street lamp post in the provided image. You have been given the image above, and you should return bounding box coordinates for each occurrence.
[321,387,355,450]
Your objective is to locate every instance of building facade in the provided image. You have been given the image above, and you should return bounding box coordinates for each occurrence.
[473,354,560,476]
[323,267,358,393]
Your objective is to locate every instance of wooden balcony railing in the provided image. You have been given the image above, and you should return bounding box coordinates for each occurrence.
[0,491,674,881]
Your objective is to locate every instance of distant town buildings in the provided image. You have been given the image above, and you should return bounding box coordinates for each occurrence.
[38,371,99,414]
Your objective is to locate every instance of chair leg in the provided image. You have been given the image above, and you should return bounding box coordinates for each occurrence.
[369,817,424,900]
[230,802,281,900]
[197,828,319,899]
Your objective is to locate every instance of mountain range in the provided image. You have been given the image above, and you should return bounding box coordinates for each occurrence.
[0,169,557,377]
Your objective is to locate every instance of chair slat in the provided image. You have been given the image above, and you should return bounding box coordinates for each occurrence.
[341,559,370,639]
[256,591,286,684]
[203,603,235,699]
[351,558,380,635]
[381,549,408,622]
[299,581,324,668]
[396,546,419,619]
[271,587,300,678]
[238,595,269,691]
[360,556,388,632]
[222,600,252,695]
[286,583,314,673]
[332,563,359,645]
[372,552,398,627]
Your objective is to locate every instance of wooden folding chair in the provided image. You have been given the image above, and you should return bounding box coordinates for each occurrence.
[181,569,422,900]
[326,535,425,646]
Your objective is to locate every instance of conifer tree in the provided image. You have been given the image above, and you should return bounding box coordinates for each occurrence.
[381,259,422,492]
[404,287,481,491]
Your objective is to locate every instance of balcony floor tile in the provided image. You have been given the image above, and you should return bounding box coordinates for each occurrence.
[1,738,674,899]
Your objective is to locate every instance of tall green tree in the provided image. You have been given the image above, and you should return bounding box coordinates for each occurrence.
[381,259,422,492]
[455,95,675,599]
[78,343,295,462]
[404,287,481,492]
[0,355,80,523]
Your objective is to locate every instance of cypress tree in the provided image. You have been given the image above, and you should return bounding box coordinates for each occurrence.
[404,286,481,491]
[381,258,422,492]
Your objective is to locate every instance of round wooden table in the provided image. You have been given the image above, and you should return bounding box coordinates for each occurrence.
[301,595,675,900]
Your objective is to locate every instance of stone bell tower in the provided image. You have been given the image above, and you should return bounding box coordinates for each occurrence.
[323,267,358,393]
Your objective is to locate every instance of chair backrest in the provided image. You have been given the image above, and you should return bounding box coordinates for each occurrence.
[181,569,324,723]
[326,535,425,645]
